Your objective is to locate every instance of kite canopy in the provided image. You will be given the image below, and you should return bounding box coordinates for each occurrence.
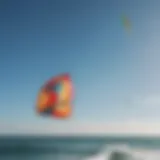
[36,73,73,118]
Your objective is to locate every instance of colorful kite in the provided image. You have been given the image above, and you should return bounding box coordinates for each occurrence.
[36,73,73,118]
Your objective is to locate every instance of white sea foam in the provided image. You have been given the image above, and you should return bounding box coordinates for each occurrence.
[84,144,160,160]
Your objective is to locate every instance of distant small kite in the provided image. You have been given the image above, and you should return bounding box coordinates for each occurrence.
[36,73,73,119]
[121,14,131,33]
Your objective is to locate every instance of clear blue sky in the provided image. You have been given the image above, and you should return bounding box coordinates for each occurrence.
[1,0,160,134]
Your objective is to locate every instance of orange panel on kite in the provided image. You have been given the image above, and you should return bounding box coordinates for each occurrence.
[36,73,73,118]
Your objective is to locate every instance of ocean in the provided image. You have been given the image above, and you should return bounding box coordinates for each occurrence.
[0,135,160,160]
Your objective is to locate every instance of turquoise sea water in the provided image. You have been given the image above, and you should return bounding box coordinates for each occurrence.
[0,135,160,160]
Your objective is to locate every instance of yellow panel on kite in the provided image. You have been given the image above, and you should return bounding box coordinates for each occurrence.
[36,73,73,118]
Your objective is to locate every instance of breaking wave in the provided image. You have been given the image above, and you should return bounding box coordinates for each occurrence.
[85,144,160,160]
